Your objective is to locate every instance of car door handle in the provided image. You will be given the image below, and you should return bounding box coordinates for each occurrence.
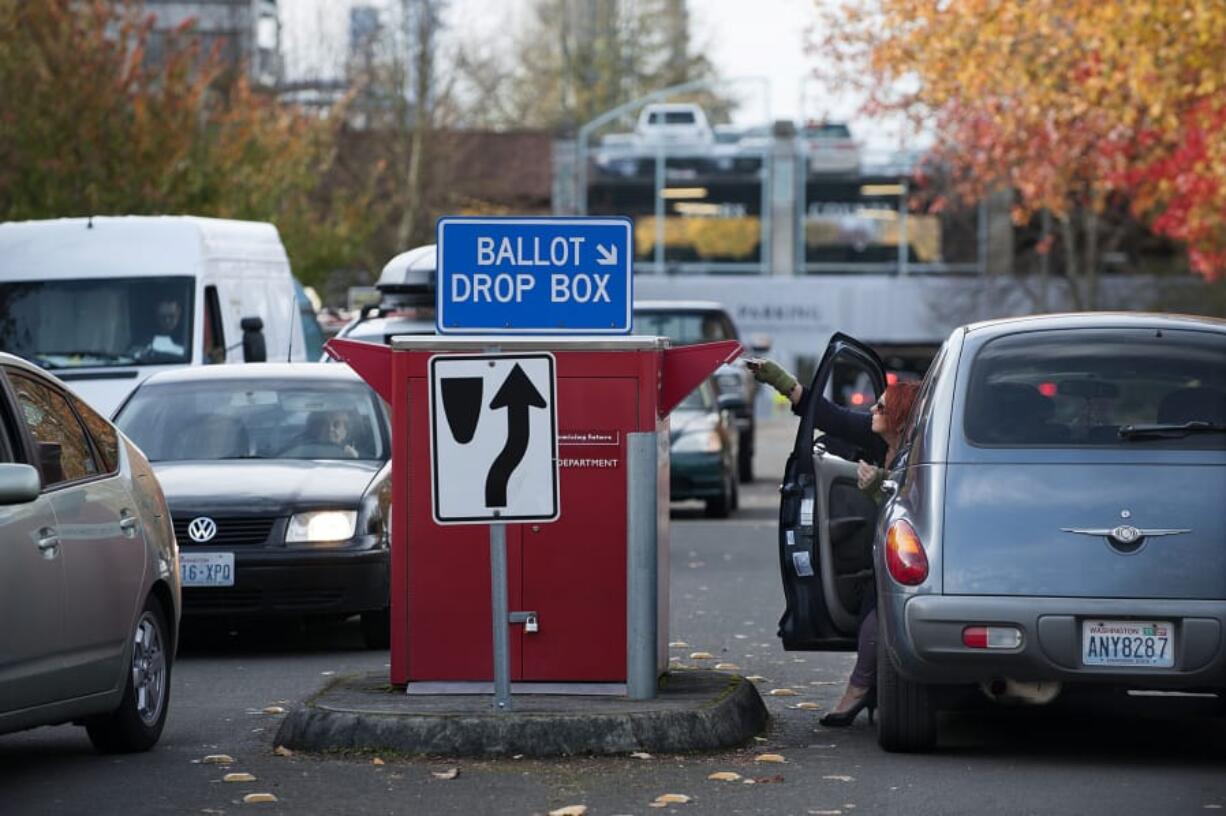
[36,528,60,557]
[119,511,140,536]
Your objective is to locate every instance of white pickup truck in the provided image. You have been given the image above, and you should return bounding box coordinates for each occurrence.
[633,103,714,149]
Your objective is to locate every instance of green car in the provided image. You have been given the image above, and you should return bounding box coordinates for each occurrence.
[670,379,740,517]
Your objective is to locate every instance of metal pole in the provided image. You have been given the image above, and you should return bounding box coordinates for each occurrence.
[654,141,666,274]
[898,180,910,276]
[490,522,512,710]
[626,431,659,700]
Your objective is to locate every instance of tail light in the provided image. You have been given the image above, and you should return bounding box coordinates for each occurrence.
[885,519,928,586]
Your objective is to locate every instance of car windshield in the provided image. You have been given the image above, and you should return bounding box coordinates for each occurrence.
[115,379,389,462]
[635,311,733,345]
[0,276,194,369]
[964,328,1226,448]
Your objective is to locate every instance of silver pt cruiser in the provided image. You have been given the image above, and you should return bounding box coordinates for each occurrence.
[778,313,1226,752]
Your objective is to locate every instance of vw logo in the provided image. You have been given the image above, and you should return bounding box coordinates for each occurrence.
[187,517,217,543]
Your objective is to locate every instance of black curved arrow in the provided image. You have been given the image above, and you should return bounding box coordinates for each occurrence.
[485,364,547,508]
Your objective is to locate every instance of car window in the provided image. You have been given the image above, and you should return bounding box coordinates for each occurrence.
[898,341,949,454]
[115,378,389,462]
[964,328,1226,448]
[70,395,119,473]
[8,372,101,486]
[634,311,734,344]
[679,381,714,411]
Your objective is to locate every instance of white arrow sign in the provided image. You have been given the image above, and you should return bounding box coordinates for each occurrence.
[595,243,618,266]
[429,353,559,525]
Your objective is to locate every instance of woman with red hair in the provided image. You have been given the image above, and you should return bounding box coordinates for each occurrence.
[750,359,922,727]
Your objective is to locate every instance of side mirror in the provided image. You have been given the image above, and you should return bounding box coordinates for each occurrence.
[241,316,267,363]
[749,333,773,355]
[718,393,748,414]
[0,463,41,504]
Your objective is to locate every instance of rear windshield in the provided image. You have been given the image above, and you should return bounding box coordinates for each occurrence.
[634,311,735,344]
[964,328,1226,448]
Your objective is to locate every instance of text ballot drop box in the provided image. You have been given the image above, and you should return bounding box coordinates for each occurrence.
[326,335,739,693]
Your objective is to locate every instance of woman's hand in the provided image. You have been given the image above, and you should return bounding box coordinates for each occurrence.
[856,459,881,491]
[747,358,799,399]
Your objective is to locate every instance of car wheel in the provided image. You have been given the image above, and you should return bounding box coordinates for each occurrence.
[737,430,754,483]
[876,628,937,753]
[704,474,733,519]
[85,596,172,753]
[361,608,391,650]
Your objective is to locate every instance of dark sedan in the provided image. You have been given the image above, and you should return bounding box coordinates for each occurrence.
[114,364,392,648]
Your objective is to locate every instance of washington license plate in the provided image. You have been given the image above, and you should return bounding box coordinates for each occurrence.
[1081,620,1173,668]
[180,552,235,587]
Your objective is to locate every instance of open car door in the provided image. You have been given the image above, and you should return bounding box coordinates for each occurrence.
[777,333,886,651]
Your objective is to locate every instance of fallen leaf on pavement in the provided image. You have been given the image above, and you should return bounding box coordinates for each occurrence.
[262,706,286,715]
[734,634,749,639]
[548,806,587,816]
[714,663,740,671]
[823,775,855,782]
[630,752,653,759]
[431,768,459,780]
[768,688,799,696]
[754,753,786,763]
[202,755,234,765]
[242,793,278,804]
[668,641,690,648]
[742,779,756,785]
[223,772,256,783]
[371,758,385,766]
[753,775,786,784]
[708,772,741,782]
[753,736,769,742]
[273,746,293,757]
[745,675,769,682]
[689,652,714,660]
[653,794,691,804]
[791,702,822,710]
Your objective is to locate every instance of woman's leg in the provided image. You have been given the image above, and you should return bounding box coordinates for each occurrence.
[830,609,878,713]
[848,608,878,690]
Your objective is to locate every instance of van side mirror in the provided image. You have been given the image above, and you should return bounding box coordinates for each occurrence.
[241,316,267,363]
[0,463,41,504]
[749,333,773,355]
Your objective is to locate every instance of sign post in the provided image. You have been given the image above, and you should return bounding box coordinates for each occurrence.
[429,352,559,710]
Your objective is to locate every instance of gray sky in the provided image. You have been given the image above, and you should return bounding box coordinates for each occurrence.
[280,0,918,150]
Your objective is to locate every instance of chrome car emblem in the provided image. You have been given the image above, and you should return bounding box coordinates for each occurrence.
[1062,525,1190,546]
[187,516,218,543]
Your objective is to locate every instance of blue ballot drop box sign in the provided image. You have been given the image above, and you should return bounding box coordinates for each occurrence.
[436,216,634,334]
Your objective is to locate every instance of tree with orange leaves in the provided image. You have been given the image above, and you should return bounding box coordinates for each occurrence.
[814,0,1226,305]
[0,0,383,287]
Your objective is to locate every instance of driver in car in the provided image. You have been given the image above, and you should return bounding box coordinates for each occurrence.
[134,298,186,358]
[303,410,359,459]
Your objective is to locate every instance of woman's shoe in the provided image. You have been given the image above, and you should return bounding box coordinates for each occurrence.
[819,688,877,728]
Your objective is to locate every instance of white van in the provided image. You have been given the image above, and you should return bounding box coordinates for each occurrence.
[0,215,307,415]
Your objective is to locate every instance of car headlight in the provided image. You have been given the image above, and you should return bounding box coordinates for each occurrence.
[672,430,722,453]
[286,510,358,544]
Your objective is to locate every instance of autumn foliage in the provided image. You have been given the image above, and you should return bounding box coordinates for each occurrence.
[815,0,1226,280]
[0,0,381,286]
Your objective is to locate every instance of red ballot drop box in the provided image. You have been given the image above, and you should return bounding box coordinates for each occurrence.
[326,335,739,692]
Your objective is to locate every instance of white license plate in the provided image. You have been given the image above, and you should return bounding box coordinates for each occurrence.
[180,552,235,587]
[1081,620,1174,668]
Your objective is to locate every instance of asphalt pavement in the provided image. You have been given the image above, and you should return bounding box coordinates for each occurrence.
[2,416,1226,815]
